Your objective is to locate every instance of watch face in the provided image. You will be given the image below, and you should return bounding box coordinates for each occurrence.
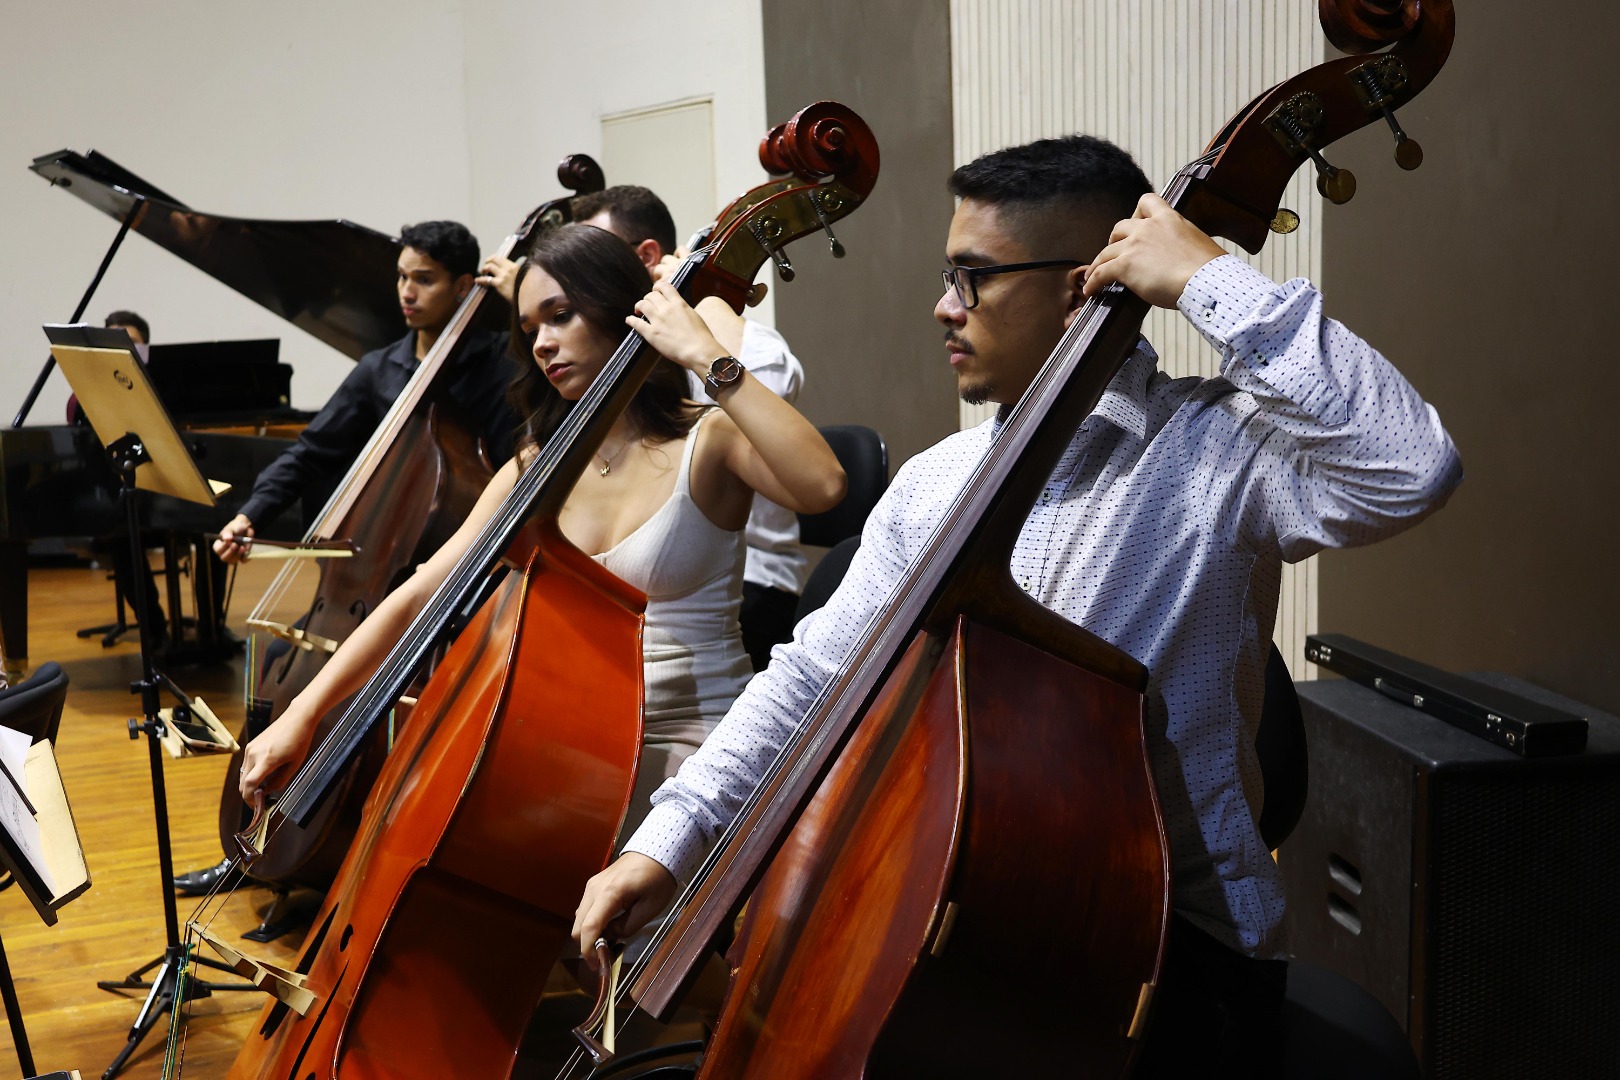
[708,356,743,386]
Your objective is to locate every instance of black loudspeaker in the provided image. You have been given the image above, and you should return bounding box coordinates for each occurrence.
[1280,673,1620,1079]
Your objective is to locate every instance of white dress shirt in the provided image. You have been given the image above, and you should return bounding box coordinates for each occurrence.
[688,319,809,594]
[632,255,1463,957]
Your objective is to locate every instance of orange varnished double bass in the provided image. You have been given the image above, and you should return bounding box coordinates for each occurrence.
[217,102,878,1080]
[568,4,1456,1078]
[214,157,605,895]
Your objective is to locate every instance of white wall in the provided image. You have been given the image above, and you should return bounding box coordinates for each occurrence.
[0,0,474,421]
[1,0,771,425]
[458,0,773,323]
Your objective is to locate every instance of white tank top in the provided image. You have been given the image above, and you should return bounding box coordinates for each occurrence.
[591,411,753,732]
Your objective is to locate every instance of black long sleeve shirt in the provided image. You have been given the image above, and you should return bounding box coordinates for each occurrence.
[237,329,520,528]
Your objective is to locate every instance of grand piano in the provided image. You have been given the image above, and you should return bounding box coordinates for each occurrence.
[1,150,413,664]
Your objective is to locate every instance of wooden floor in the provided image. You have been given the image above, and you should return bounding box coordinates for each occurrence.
[2,559,305,1080]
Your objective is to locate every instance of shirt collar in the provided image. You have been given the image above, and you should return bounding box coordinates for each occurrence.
[991,337,1158,441]
[383,331,418,370]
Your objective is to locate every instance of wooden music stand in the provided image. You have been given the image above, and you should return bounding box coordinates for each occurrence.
[45,326,256,1080]
[0,732,90,1077]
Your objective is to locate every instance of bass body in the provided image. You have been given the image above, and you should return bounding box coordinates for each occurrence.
[229,531,644,1080]
[220,400,495,890]
[702,619,1166,1079]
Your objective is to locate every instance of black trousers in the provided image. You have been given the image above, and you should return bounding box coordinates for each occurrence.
[740,582,800,672]
[1131,916,1288,1079]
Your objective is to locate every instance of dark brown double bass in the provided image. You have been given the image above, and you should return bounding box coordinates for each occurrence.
[572,4,1456,1078]
[214,156,605,894]
[218,102,877,1080]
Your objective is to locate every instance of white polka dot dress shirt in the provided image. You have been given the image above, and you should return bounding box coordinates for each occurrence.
[626,255,1463,958]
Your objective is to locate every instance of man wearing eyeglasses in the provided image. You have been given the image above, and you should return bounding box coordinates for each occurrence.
[573,134,1461,1075]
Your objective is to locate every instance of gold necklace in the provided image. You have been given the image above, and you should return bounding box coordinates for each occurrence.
[594,433,638,476]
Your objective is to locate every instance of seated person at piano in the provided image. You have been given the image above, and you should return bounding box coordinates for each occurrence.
[67,309,149,425]
[74,311,191,641]
[237,222,847,878]
[213,220,522,562]
[481,185,814,673]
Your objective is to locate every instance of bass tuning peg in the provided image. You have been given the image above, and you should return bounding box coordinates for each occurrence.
[1351,57,1425,172]
[811,191,847,258]
[750,214,797,281]
[1265,91,1358,205]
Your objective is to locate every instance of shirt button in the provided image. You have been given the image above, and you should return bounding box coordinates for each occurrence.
[1021,579,1032,592]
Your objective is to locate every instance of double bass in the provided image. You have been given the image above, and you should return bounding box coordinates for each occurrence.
[568,3,1456,1077]
[212,156,606,897]
[212,102,877,1079]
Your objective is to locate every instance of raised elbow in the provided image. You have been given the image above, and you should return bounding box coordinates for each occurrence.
[803,466,849,516]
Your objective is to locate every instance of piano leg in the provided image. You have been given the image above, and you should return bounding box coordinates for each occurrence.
[0,540,26,666]
[163,534,186,646]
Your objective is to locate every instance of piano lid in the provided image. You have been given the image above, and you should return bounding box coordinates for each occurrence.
[32,149,406,361]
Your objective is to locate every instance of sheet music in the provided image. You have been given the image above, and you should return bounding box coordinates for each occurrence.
[0,726,56,896]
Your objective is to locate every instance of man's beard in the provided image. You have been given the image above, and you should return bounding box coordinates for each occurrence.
[959,382,992,406]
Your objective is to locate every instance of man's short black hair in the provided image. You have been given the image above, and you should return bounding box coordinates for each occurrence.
[104,309,149,343]
[572,185,678,256]
[949,135,1153,254]
[398,220,480,278]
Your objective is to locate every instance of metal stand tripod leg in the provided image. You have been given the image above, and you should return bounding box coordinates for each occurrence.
[96,443,259,1080]
[1,927,37,1078]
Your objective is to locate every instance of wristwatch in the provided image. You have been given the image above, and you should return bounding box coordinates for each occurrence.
[703,354,744,398]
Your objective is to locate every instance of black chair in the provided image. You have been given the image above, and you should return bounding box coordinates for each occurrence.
[1256,648,1421,1080]
[798,425,889,549]
[0,661,68,745]
[794,535,862,624]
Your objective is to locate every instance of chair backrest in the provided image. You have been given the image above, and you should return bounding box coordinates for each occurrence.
[0,661,69,744]
[798,425,889,549]
[1256,644,1308,850]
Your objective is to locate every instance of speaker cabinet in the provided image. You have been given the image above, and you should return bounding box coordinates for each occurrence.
[1280,674,1620,1079]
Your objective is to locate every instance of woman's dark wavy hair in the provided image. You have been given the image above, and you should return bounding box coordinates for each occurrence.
[506,223,698,457]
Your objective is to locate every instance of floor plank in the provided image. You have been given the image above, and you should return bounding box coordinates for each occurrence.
[2,560,304,1080]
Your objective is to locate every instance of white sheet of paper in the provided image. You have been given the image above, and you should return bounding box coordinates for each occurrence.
[0,726,56,896]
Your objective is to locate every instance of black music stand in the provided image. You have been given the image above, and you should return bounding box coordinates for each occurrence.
[0,727,92,1079]
[45,326,258,1079]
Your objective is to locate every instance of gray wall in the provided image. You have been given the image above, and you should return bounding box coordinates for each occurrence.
[762,0,961,471]
[1318,4,1620,712]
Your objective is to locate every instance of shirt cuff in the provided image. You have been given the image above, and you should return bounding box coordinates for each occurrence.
[1176,254,1280,355]
[621,801,712,886]
[235,494,276,528]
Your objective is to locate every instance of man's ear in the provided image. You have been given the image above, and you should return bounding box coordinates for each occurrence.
[1062,265,1088,328]
[454,273,475,301]
[634,238,663,271]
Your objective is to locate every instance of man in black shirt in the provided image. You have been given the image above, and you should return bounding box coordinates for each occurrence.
[213,220,520,561]
[176,221,519,897]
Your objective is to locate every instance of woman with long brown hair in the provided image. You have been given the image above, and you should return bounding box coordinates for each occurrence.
[239,223,846,836]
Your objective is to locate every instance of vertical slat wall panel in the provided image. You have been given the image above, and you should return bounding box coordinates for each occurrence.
[949,0,1324,676]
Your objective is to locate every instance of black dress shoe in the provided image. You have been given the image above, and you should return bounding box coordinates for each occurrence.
[173,857,242,896]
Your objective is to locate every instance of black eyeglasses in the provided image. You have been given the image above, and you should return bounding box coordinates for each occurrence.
[941,260,1085,309]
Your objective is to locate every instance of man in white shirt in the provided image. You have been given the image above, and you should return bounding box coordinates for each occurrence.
[481,185,810,669]
[571,134,1461,1074]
